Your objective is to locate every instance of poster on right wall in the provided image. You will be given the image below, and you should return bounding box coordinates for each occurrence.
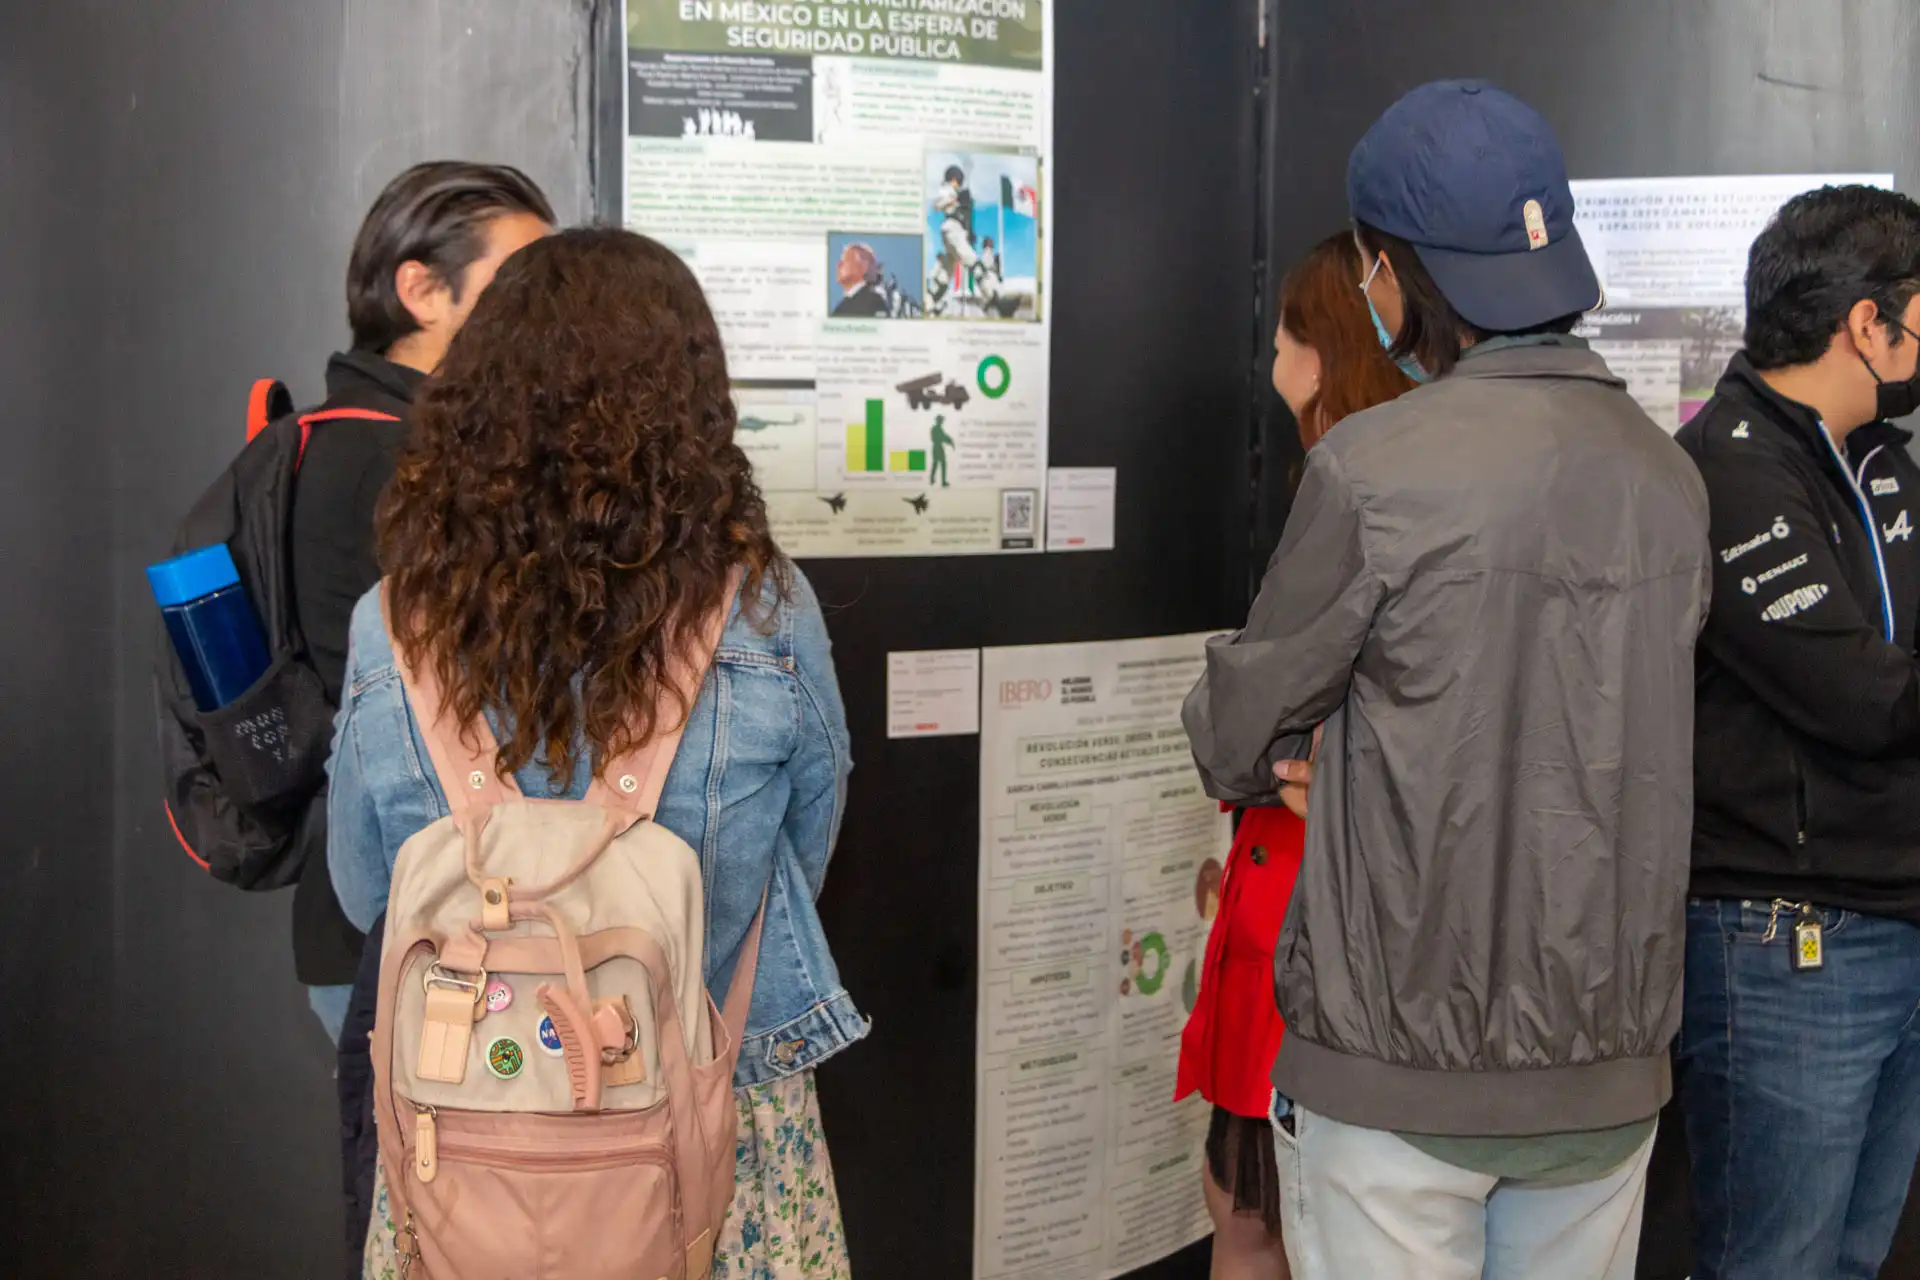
[1570,173,1893,433]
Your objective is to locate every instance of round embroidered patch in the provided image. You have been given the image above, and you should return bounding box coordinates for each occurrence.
[536,1014,564,1057]
[486,1036,526,1080]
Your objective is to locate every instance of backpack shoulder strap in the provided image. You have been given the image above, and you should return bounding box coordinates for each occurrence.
[585,568,744,820]
[246,379,294,441]
[377,568,741,821]
[295,406,403,471]
[721,890,766,1050]
[379,582,524,817]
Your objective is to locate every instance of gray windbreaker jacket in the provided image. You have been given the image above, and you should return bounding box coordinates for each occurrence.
[1185,336,1710,1136]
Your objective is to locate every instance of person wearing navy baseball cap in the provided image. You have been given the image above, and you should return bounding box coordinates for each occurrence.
[1349,79,1605,381]
[1182,81,1710,1280]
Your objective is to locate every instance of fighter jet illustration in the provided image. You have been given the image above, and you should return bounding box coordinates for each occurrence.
[819,492,848,514]
[896,372,971,412]
[904,493,931,515]
[737,413,803,433]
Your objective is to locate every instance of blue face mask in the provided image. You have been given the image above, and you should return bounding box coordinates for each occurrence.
[1360,254,1432,384]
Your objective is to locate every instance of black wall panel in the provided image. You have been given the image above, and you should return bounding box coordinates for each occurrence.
[801,5,1258,1275]
[4,2,593,1275]
[1257,3,1920,1276]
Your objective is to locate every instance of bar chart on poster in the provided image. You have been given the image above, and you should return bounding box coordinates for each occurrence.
[622,0,1055,557]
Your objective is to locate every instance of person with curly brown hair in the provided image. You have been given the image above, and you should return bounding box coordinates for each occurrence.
[327,227,863,1279]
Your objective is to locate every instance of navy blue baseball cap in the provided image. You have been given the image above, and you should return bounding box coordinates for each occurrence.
[1348,80,1601,332]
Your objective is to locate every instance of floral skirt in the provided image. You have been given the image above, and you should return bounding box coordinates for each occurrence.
[363,1069,850,1279]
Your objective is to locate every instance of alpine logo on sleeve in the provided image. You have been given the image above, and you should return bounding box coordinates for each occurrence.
[1885,510,1912,544]
[1732,420,1750,439]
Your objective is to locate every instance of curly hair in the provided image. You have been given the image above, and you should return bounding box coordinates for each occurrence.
[378,227,785,787]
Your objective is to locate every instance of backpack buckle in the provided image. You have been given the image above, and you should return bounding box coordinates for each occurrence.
[597,995,647,1087]
[422,962,487,1007]
[417,964,487,1085]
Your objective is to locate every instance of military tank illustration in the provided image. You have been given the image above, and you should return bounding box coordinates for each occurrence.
[896,372,971,411]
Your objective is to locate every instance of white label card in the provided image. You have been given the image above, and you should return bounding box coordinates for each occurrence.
[887,649,982,739]
[1046,467,1116,552]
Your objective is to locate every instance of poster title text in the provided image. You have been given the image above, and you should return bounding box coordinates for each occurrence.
[677,0,1029,61]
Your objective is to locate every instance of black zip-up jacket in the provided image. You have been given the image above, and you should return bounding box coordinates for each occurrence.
[288,351,419,986]
[1677,353,1920,922]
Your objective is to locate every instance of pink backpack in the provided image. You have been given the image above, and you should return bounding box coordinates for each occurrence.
[370,580,756,1279]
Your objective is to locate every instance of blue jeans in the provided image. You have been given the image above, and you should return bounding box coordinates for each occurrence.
[1678,897,1920,1280]
[307,982,351,1046]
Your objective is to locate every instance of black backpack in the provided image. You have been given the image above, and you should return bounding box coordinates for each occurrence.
[154,380,400,889]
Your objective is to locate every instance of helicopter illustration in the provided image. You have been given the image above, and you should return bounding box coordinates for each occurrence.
[737,413,803,433]
[903,493,931,515]
[819,492,848,514]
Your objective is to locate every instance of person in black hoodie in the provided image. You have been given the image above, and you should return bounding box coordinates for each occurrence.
[297,163,551,1269]
[1675,184,1920,1280]
[294,161,552,1040]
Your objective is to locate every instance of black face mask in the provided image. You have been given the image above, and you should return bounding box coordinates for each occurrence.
[1858,315,1920,421]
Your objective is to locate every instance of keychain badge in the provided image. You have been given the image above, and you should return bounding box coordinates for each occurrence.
[1792,907,1825,972]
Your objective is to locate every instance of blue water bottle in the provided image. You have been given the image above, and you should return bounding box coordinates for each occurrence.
[148,544,272,712]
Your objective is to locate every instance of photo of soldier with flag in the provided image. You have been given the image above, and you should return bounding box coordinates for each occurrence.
[924,150,1041,322]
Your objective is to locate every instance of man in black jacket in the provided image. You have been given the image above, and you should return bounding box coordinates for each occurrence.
[1675,184,1920,1280]
[299,164,552,1271]
[294,162,552,1041]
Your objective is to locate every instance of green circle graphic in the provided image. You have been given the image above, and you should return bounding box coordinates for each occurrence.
[1133,931,1170,996]
[977,355,1012,399]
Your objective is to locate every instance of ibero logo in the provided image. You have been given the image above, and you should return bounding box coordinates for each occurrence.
[999,679,1053,707]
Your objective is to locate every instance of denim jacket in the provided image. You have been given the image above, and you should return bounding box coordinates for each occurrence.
[325,567,866,1087]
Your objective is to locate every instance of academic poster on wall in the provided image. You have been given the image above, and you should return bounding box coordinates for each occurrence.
[1570,173,1892,433]
[974,635,1229,1280]
[623,0,1054,557]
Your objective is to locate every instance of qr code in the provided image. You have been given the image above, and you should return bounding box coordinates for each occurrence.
[1001,488,1037,538]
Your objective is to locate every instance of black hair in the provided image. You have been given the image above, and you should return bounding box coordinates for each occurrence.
[1354,223,1582,379]
[1744,185,1920,370]
[943,165,965,185]
[346,161,555,353]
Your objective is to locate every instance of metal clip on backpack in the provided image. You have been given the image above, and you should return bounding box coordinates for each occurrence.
[370,577,759,1280]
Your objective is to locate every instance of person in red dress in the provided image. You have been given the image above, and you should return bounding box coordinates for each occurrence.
[1176,233,1413,1279]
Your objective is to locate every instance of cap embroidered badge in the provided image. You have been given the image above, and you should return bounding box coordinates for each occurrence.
[1524,199,1549,250]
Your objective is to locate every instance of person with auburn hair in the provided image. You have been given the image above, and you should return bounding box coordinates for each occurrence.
[1174,232,1412,1280]
[328,227,862,1279]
